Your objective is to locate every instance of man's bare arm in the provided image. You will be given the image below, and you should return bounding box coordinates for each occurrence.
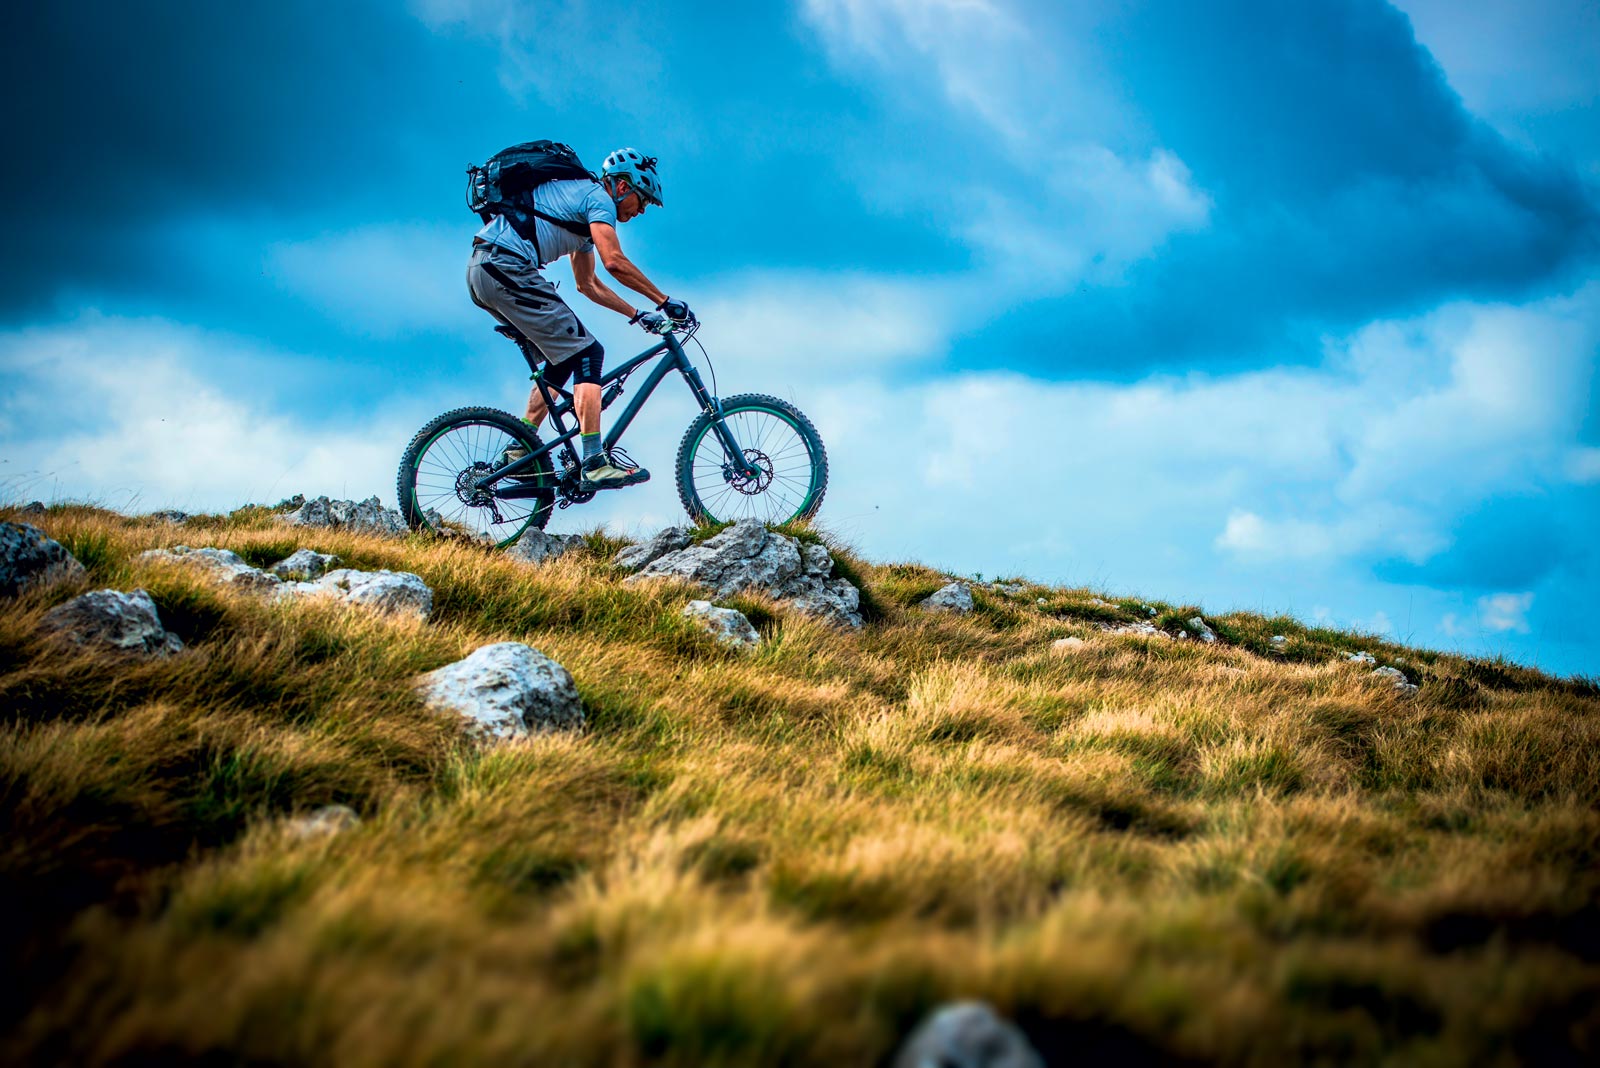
[571,247,637,318]
[588,223,669,310]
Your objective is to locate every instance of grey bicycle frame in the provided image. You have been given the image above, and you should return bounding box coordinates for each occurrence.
[482,328,752,494]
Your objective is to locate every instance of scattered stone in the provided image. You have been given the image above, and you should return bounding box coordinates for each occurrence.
[682,600,762,651]
[40,588,183,657]
[893,1002,1044,1068]
[268,548,341,582]
[613,526,694,571]
[507,528,584,566]
[21,501,46,515]
[1102,620,1168,639]
[1188,616,1218,643]
[1143,604,1159,617]
[415,642,583,741]
[147,510,189,524]
[1089,597,1113,608]
[919,581,975,615]
[288,804,361,840]
[1036,597,1047,605]
[283,568,433,619]
[627,520,863,628]
[1051,636,1086,653]
[279,495,408,538]
[139,546,283,591]
[1,522,87,598]
[1372,665,1420,696]
[1270,635,1288,649]
[1347,651,1377,665]
[989,582,1026,596]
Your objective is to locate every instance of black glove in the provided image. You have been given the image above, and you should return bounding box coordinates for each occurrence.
[658,297,695,324]
[630,308,670,333]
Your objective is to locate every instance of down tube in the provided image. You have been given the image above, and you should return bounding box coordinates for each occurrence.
[601,346,678,449]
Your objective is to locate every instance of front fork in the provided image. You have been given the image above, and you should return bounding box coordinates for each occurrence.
[685,368,760,479]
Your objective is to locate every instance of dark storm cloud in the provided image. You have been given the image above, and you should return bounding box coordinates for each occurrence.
[0,1,493,312]
[953,0,1600,376]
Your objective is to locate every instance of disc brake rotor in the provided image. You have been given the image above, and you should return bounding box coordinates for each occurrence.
[724,449,774,495]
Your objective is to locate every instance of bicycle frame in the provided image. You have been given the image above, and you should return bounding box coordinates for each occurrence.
[481,327,755,499]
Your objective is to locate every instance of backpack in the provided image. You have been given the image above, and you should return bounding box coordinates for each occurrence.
[466,140,599,244]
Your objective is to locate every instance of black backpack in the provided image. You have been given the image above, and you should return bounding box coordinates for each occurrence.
[466,140,599,244]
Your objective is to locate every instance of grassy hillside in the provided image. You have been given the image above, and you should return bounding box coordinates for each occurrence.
[2,504,1597,1066]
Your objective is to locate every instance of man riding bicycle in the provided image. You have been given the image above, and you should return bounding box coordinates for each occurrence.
[467,146,693,492]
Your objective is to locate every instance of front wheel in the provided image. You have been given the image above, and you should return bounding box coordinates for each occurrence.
[397,406,554,546]
[675,393,828,525]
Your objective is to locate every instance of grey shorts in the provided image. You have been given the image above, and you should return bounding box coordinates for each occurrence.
[467,242,598,367]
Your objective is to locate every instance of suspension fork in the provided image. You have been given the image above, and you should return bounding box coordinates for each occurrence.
[676,347,760,477]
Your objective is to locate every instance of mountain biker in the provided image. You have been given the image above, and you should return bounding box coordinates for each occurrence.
[467,147,694,491]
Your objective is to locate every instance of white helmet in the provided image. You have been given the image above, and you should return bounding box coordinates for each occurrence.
[601,147,663,207]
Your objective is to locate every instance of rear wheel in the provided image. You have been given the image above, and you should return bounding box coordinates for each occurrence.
[397,406,554,546]
[675,393,827,525]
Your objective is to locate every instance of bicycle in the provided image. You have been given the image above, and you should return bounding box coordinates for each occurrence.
[397,318,828,546]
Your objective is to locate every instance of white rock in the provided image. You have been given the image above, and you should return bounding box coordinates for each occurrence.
[269,549,341,581]
[139,546,283,591]
[1051,636,1086,653]
[613,527,693,570]
[1347,651,1378,665]
[40,588,183,657]
[1270,635,1288,648]
[507,528,584,566]
[1103,620,1167,639]
[282,568,433,619]
[1036,597,1047,605]
[628,519,863,628]
[279,495,409,537]
[288,804,361,840]
[919,582,974,615]
[415,642,583,741]
[893,1002,1044,1068]
[1371,665,1420,696]
[1188,616,1217,643]
[1,521,86,598]
[682,600,762,651]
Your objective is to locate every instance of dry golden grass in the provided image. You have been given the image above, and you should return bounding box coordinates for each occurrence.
[2,503,1597,1066]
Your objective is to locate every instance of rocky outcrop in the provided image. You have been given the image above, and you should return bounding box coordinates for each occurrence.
[279,495,409,538]
[415,642,583,741]
[682,600,761,651]
[507,528,584,566]
[919,582,974,615]
[141,545,432,619]
[1,522,87,598]
[147,510,189,524]
[1187,616,1217,643]
[139,546,281,591]
[269,549,341,581]
[613,527,693,571]
[624,520,863,629]
[893,1002,1044,1068]
[1371,665,1419,696]
[40,588,183,657]
[287,804,361,840]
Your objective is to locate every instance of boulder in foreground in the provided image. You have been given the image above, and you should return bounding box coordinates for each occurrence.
[682,599,762,651]
[414,642,583,741]
[893,1002,1044,1068]
[40,588,183,657]
[1,522,87,598]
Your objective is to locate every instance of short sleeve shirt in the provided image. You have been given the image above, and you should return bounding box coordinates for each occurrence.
[473,179,617,267]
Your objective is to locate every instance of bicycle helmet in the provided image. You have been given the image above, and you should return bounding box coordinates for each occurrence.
[601,147,663,208]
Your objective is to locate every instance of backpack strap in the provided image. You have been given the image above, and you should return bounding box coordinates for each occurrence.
[526,206,594,240]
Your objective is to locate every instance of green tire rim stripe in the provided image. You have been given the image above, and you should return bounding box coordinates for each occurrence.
[686,404,822,524]
[413,421,543,548]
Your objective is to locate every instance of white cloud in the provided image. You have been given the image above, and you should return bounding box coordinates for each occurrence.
[1479,591,1535,634]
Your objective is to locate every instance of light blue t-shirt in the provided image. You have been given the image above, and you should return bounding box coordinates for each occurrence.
[474,179,618,267]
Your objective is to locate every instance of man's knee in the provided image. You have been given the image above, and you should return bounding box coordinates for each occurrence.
[571,339,605,385]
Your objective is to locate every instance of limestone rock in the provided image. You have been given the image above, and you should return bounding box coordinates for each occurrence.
[1051,636,1086,653]
[147,510,189,524]
[893,1002,1044,1068]
[683,600,761,651]
[269,549,341,582]
[282,568,433,619]
[508,528,584,566]
[1270,635,1288,650]
[1372,665,1419,696]
[139,546,283,591]
[1188,616,1218,643]
[627,520,863,628]
[613,527,693,571]
[1,522,87,598]
[279,495,408,538]
[415,642,583,741]
[1103,620,1167,639]
[288,804,361,840]
[40,588,183,657]
[919,582,974,615]
[20,501,46,516]
[1347,651,1377,665]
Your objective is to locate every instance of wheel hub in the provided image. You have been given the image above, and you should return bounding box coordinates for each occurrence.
[455,462,497,507]
[724,449,774,495]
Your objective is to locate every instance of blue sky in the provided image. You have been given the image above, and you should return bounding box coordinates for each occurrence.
[2,0,1597,676]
